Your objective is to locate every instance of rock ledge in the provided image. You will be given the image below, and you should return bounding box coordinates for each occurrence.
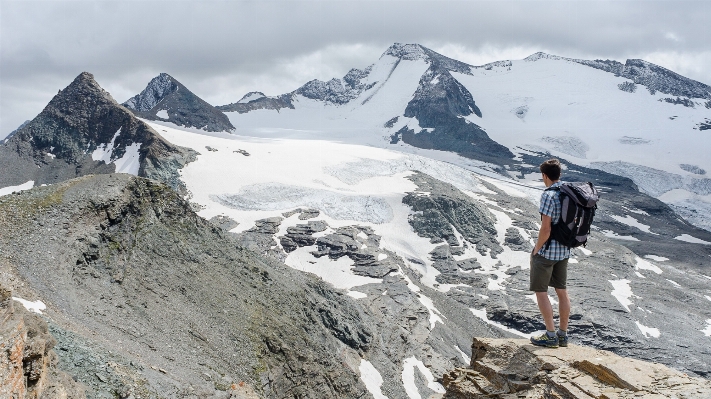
[442,337,711,398]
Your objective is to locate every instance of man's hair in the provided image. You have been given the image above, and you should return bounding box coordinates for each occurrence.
[540,158,562,181]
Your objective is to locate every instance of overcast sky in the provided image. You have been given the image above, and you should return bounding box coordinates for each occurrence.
[1,0,710,138]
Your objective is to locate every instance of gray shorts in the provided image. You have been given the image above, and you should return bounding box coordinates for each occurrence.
[529,254,568,292]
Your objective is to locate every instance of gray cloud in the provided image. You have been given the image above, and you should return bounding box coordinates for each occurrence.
[2,0,710,137]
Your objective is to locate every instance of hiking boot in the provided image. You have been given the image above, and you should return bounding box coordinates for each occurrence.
[558,334,568,347]
[530,332,558,348]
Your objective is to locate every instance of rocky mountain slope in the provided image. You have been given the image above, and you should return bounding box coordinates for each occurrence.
[443,337,711,398]
[0,174,380,397]
[124,73,235,132]
[0,72,196,195]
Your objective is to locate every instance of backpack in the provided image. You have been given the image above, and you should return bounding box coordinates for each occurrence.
[544,182,600,248]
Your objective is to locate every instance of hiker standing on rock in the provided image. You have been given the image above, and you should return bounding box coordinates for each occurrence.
[530,159,570,348]
[528,158,599,348]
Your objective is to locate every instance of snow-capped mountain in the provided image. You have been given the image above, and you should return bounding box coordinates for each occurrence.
[124,73,235,132]
[220,42,711,233]
[2,44,711,397]
[0,72,196,194]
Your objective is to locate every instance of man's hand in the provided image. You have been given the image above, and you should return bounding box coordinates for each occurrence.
[533,214,552,255]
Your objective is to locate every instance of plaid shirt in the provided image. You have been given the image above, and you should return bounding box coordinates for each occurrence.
[537,181,571,261]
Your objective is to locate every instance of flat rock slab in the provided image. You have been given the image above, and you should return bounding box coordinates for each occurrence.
[442,337,711,398]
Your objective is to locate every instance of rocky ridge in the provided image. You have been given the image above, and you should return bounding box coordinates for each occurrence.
[442,337,711,398]
[124,73,235,132]
[0,72,197,194]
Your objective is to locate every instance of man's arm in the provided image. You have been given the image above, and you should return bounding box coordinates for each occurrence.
[533,214,552,255]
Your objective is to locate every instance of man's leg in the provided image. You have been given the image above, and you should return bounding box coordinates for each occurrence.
[555,288,570,331]
[535,291,556,331]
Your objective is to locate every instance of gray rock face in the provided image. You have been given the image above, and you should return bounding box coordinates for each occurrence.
[388,45,513,164]
[403,172,500,255]
[124,73,235,132]
[310,226,399,278]
[209,214,240,231]
[0,72,196,194]
[279,220,328,252]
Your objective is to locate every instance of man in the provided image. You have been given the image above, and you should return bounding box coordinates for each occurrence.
[529,158,571,348]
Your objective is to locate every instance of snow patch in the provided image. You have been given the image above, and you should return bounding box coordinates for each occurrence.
[377,253,388,261]
[644,255,668,262]
[156,109,169,119]
[635,256,662,274]
[359,359,389,399]
[470,308,530,338]
[285,245,381,290]
[609,279,634,312]
[90,128,142,175]
[0,180,34,197]
[92,128,121,163]
[702,320,711,337]
[12,297,46,314]
[705,295,711,302]
[666,279,681,287]
[674,234,711,245]
[610,215,657,235]
[238,92,266,103]
[601,230,640,241]
[454,345,471,364]
[347,291,368,299]
[578,247,592,256]
[113,142,142,175]
[635,321,661,338]
[401,357,446,399]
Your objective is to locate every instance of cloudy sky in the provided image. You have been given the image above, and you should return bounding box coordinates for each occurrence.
[1,0,709,138]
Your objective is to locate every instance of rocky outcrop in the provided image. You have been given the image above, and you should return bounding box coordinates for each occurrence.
[124,73,235,132]
[0,72,197,194]
[0,287,85,399]
[442,337,711,398]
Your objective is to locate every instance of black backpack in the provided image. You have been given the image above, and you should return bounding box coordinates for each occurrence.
[545,182,599,248]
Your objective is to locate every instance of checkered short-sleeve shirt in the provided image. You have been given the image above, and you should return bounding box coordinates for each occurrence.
[537,181,571,261]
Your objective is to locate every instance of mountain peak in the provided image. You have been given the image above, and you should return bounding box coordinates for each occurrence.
[383,43,473,75]
[123,73,234,132]
[383,43,428,61]
[54,71,116,105]
[123,73,177,112]
[523,52,564,62]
